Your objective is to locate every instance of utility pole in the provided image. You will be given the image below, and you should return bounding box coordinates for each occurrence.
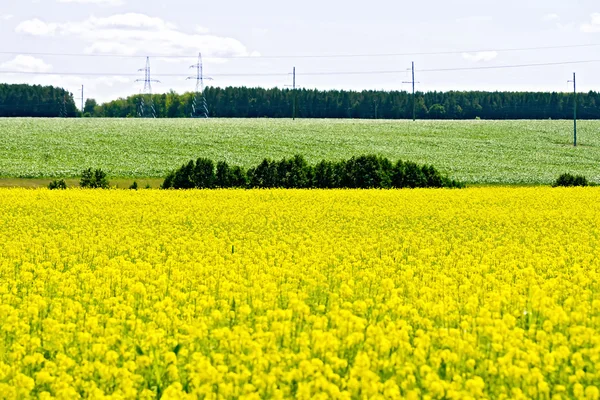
[412,62,415,121]
[286,67,298,120]
[568,72,577,146]
[78,85,84,115]
[402,62,419,121]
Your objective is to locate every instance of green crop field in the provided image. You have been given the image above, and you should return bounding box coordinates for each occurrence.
[1,118,599,184]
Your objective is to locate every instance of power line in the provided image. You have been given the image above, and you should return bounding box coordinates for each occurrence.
[419,60,600,73]
[0,71,289,77]
[2,43,600,59]
[3,59,600,78]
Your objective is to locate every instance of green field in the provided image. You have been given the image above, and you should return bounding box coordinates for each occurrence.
[1,118,598,184]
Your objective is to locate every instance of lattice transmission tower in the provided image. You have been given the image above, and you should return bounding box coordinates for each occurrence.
[136,57,160,118]
[187,53,213,118]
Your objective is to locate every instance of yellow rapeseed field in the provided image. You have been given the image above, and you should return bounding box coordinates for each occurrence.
[1,188,599,399]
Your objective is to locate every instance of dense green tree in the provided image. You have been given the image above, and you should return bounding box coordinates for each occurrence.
[93,87,600,119]
[7,83,600,119]
[0,84,78,117]
[83,99,98,116]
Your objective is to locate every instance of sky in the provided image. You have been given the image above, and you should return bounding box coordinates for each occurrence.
[1,0,600,105]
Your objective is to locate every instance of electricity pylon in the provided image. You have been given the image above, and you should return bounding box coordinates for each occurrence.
[187,53,213,118]
[136,57,160,118]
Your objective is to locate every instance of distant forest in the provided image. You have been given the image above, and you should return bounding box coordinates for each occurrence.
[3,83,600,119]
[0,84,79,117]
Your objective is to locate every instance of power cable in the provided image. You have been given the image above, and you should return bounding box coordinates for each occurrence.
[2,59,600,78]
[1,43,600,59]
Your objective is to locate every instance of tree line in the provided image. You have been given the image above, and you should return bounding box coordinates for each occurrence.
[2,83,600,119]
[91,87,600,120]
[0,84,79,117]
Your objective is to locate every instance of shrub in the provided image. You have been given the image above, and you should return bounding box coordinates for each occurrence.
[313,161,334,189]
[48,179,67,190]
[172,161,195,189]
[163,155,463,190]
[288,155,312,188]
[229,166,248,188]
[129,181,138,190]
[193,158,215,188]
[162,172,175,189]
[80,168,94,188]
[215,161,232,188]
[94,169,109,189]
[345,155,392,189]
[553,173,589,187]
[422,165,444,188]
[402,162,428,188]
[249,159,277,188]
[80,168,109,189]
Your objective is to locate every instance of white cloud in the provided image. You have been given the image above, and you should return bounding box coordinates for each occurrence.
[0,55,53,73]
[542,13,560,22]
[16,18,58,36]
[195,25,210,34]
[556,23,574,32]
[86,13,177,30]
[581,13,600,33]
[84,41,138,55]
[57,0,124,5]
[462,51,498,62]
[15,13,254,58]
[0,14,14,21]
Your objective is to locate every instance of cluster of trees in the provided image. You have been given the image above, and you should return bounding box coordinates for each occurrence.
[553,173,591,187]
[91,87,600,120]
[162,155,464,190]
[3,83,600,119]
[0,84,79,117]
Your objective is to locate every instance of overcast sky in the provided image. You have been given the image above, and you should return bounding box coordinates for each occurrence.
[2,0,600,105]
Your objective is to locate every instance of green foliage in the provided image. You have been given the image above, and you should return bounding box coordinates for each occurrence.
[164,155,463,190]
[553,173,589,187]
[173,161,195,189]
[48,179,67,190]
[215,161,231,188]
[161,172,175,189]
[230,166,248,188]
[193,158,216,188]
[0,83,79,117]
[93,86,600,120]
[80,168,109,189]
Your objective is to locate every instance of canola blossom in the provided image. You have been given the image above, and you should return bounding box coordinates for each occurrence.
[0,188,599,399]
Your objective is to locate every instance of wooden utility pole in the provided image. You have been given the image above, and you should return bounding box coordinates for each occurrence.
[568,73,577,146]
[293,67,297,120]
[402,62,418,121]
[412,62,415,121]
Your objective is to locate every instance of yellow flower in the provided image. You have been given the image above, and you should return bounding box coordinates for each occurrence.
[0,188,599,398]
